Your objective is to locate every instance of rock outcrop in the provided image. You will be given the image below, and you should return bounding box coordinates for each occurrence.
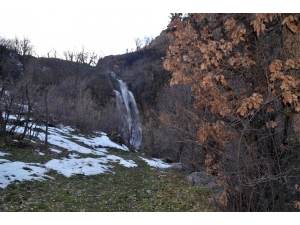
[186,171,221,192]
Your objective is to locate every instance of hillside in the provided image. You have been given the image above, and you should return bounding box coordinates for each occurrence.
[0,123,215,212]
[96,30,172,111]
[2,13,300,212]
[0,33,218,212]
[0,32,173,150]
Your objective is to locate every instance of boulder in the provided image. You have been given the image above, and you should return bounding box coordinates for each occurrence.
[186,171,221,192]
[109,132,124,145]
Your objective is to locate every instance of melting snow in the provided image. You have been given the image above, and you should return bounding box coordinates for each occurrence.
[38,129,107,156]
[3,114,18,120]
[0,151,11,157]
[38,126,126,154]
[45,155,137,178]
[105,155,137,168]
[139,157,172,169]
[0,122,168,189]
[69,153,80,158]
[45,157,112,177]
[0,159,11,163]
[0,161,52,189]
[35,150,45,156]
[0,123,137,188]
[50,148,62,154]
[73,135,128,151]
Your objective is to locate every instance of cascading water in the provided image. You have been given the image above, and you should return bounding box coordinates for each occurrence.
[110,72,142,149]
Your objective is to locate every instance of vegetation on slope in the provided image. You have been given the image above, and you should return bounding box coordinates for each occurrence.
[0,139,215,212]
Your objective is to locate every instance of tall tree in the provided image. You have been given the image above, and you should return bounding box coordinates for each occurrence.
[163,13,300,211]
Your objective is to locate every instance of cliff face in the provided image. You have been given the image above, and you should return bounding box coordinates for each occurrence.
[95,30,171,112]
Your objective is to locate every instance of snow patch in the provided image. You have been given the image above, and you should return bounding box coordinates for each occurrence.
[39,131,106,156]
[0,161,52,189]
[106,155,137,168]
[0,159,11,163]
[45,157,112,177]
[35,150,45,156]
[139,157,172,169]
[74,134,128,151]
[45,155,137,178]
[38,128,108,156]
[0,151,11,157]
[69,153,80,158]
[50,148,62,154]
[0,123,137,189]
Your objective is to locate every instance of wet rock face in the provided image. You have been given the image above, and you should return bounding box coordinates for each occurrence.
[186,171,221,192]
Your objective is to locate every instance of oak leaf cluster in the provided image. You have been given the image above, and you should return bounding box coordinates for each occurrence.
[164,13,300,211]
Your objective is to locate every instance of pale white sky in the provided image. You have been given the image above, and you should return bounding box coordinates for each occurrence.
[0,0,288,58]
[0,0,170,57]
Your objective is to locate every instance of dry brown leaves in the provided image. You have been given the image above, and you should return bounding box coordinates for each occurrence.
[269,59,283,72]
[197,122,210,144]
[211,92,232,117]
[217,191,228,207]
[266,120,278,129]
[225,18,236,31]
[285,59,296,70]
[236,93,264,116]
[295,201,300,210]
[231,25,247,45]
[269,59,300,111]
[205,153,214,166]
[250,14,267,36]
[205,153,221,175]
[250,13,281,36]
[282,15,299,33]
[267,105,274,113]
[197,120,231,146]
[215,75,229,88]
[228,53,256,68]
[164,13,266,158]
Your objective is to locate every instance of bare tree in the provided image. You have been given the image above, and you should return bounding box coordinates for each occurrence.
[63,46,100,66]
[1,36,34,57]
[46,49,58,58]
[134,38,142,51]
[143,36,153,49]
[63,50,75,62]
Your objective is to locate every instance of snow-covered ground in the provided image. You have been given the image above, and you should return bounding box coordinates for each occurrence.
[0,123,171,189]
[0,160,53,189]
[139,157,172,169]
[0,151,11,157]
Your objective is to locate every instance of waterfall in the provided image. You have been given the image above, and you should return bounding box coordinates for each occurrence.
[110,72,142,149]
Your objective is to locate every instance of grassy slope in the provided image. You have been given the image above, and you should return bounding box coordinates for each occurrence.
[0,139,216,212]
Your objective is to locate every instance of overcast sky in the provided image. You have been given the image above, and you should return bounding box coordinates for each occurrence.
[0,1,289,58]
[0,0,170,58]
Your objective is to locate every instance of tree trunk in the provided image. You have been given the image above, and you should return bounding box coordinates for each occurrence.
[0,110,7,144]
[20,85,31,141]
[282,13,300,142]
[44,89,49,146]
